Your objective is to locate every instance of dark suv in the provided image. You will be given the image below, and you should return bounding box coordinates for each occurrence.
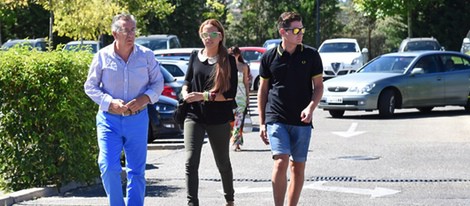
[398,37,444,52]
[135,34,181,51]
[1,38,47,51]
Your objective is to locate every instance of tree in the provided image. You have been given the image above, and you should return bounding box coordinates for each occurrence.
[45,0,122,41]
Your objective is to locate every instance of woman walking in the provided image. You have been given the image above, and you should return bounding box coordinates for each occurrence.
[229,46,250,151]
[181,19,238,206]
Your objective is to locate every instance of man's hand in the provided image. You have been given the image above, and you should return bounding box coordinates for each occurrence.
[300,108,313,123]
[109,99,128,114]
[259,124,269,145]
[126,95,150,112]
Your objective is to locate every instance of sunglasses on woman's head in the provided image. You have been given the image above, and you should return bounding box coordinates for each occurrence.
[200,32,221,39]
[284,27,305,35]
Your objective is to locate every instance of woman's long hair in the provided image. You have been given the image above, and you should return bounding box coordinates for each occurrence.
[199,19,231,93]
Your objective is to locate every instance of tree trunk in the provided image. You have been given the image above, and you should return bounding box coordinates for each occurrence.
[407,3,412,38]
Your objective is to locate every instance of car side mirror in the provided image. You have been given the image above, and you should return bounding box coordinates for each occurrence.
[411,68,424,75]
[361,48,369,53]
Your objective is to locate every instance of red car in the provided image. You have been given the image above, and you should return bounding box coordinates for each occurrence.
[237,47,266,90]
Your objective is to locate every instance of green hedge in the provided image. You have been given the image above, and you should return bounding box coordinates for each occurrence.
[0,47,99,191]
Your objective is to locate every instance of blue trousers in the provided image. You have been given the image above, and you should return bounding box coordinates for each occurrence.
[96,110,148,206]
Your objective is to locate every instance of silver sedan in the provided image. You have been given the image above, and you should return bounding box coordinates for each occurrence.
[319,51,470,118]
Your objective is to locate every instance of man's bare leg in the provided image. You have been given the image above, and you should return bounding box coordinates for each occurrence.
[287,161,305,206]
[272,155,290,206]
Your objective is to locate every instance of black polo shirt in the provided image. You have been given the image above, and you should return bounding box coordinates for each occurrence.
[259,43,323,126]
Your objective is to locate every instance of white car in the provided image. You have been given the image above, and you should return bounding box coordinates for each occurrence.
[154,48,201,60]
[318,38,368,79]
[157,58,188,85]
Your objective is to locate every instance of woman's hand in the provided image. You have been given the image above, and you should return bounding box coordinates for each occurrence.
[184,92,204,103]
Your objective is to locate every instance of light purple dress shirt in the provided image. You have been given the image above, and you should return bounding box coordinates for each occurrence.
[84,42,164,111]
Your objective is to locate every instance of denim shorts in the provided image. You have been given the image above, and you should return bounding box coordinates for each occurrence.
[267,122,312,162]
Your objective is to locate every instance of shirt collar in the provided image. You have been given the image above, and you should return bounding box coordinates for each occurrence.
[198,49,218,64]
[276,43,304,56]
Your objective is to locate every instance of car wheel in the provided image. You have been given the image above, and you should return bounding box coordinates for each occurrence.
[417,107,433,113]
[253,76,260,91]
[329,110,345,118]
[147,122,157,143]
[378,89,396,118]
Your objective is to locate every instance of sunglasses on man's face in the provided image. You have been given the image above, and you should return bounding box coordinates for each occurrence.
[284,27,305,35]
[200,32,221,39]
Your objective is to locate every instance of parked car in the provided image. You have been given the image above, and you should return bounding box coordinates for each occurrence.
[318,38,368,80]
[262,38,281,50]
[154,48,201,60]
[319,51,470,118]
[238,47,266,90]
[158,58,188,84]
[460,38,470,55]
[63,40,102,53]
[160,65,182,100]
[239,46,266,62]
[147,95,183,143]
[398,37,444,52]
[135,34,181,51]
[1,38,47,51]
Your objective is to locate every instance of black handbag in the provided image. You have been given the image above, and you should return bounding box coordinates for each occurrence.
[174,100,188,124]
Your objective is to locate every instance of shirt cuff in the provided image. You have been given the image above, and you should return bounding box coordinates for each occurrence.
[99,95,113,111]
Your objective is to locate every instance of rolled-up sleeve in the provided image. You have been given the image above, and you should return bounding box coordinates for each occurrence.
[84,54,113,111]
[145,52,164,104]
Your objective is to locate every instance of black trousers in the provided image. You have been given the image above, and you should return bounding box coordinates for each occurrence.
[184,119,234,206]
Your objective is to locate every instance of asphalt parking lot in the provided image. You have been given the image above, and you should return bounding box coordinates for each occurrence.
[5,93,470,206]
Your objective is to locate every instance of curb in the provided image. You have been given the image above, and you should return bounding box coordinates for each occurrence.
[0,141,185,206]
[0,180,99,206]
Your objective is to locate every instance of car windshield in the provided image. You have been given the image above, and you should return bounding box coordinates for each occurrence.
[64,44,97,53]
[135,39,167,50]
[242,51,263,62]
[319,43,357,53]
[404,41,440,51]
[359,56,414,73]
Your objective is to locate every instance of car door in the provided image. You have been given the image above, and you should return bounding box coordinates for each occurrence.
[405,55,445,106]
[439,54,470,105]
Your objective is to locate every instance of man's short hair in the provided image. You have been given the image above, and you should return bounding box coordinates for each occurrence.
[111,13,136,32]
[277,12,302,30]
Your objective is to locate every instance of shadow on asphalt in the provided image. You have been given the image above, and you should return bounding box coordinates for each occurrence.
[63,179,182,198]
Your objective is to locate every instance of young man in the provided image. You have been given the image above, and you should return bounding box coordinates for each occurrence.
[84,13,164,206]
[257,12,324,206]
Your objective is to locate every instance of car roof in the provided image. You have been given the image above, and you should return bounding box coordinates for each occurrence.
[239,47,266,52]
[66,40,99,45]
[136,34,177,40]
[382,50,462,57]
[403,37,438,42]
[322,38,358,44]
[154,48,201,54]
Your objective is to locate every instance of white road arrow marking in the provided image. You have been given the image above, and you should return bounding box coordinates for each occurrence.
[304,181,400,198]
[332,122,366,138]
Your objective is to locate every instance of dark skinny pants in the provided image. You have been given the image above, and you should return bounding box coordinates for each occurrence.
[184,119,234,206]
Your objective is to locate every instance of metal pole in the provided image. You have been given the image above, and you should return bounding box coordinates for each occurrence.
[316,0,321,48]
[48,0,53,50]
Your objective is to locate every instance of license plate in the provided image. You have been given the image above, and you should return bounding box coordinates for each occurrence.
[326,96,343,103]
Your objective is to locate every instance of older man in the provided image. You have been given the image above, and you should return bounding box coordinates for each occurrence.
[84,13,163,206]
